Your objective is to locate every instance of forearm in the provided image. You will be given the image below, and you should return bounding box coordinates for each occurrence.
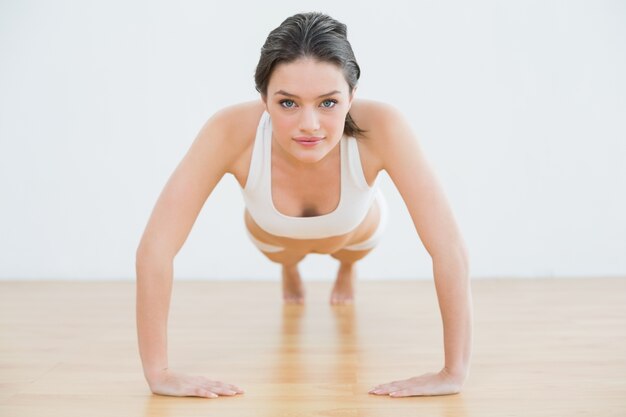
[431,247,472,378]
[136,252,174,382]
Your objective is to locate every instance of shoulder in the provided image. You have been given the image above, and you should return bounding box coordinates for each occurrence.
[349,98,404,133]
[349,98,415,171]
[207,99,265,142]
[195,99,265,172]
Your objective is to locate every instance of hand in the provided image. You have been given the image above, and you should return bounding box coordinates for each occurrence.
[368,368,465,397]
[147,368,245,398]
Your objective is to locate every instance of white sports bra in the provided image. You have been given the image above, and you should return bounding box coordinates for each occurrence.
[240,111,381,239]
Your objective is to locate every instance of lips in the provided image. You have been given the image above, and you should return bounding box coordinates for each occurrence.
[294,136,324,142]
[293,136,324,147]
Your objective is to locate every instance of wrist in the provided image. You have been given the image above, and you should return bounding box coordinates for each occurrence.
[145,366,169,382]
[441,366,468,381]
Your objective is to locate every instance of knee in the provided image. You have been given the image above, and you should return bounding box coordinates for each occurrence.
[330,247,373,264]
[262,249,308,267]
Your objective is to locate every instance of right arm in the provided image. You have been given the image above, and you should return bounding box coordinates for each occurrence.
[135,107,246,398]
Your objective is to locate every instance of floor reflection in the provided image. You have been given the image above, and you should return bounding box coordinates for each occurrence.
[140,294,469,416]
[263,302,359,415]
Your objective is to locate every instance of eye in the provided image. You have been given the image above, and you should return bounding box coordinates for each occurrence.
[321,99,338,108]
[279,99,296,109]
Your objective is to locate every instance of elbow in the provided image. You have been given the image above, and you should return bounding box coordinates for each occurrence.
[456,242,470,276]
[431,240,470,275]
[135,244,151,266]
[135,247,151,275]
[135,243,174,270]
[459,240,470,274]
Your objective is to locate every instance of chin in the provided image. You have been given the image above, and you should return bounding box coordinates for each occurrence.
[294,152,326,164]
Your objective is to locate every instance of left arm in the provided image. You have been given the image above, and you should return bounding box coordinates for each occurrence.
[366,103,472,396]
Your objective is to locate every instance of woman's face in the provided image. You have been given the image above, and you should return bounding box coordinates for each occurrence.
[263,57,355,167]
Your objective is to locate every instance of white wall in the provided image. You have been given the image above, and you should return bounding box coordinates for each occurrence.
[1,0,624,281]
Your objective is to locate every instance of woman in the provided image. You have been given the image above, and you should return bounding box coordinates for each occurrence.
[136,12,472,399]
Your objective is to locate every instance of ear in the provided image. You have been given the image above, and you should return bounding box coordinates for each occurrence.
[348,87,357,110]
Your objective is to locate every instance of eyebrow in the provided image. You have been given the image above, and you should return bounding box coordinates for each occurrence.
[274,90,341,99]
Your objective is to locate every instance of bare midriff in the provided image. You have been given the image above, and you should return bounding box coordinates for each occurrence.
[243,197,381,255]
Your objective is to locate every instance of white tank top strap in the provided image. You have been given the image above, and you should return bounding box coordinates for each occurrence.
[243,111,269,192]
[240,110,381,239]
[346,135,372,190]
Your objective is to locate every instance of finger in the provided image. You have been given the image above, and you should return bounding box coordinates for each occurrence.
[390,386,436,397]
[227,384,245,393]
[192,387,218,398]
[391,380,416,390]
[370,383,393,391]
[390,389,413,397]
[369,384,391,394]
[370,375,430,394]
[370,385,399,395]
[202,382,240,396]
[216,384,241,396]
[371,378,410,391]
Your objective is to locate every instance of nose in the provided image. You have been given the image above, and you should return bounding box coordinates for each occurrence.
[298,108,320,133]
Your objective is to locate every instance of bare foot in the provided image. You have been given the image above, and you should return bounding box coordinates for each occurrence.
[282,264,305,304]
[330,263,355,305]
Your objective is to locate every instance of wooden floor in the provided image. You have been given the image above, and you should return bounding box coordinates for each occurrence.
[0,278,625,416]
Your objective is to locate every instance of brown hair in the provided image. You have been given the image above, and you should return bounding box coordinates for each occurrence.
[254,12,367,138]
